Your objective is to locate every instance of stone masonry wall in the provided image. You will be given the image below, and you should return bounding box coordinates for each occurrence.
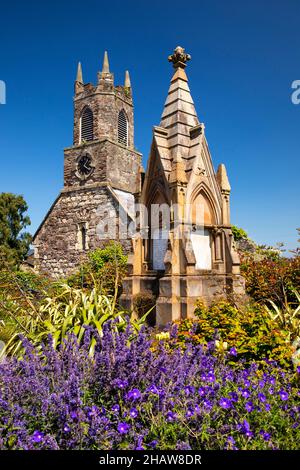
[34,186,132,278]
[64,140,141,194]
[73,89,134,149]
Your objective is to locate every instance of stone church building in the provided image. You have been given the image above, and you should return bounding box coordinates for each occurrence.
[33,46,245,326]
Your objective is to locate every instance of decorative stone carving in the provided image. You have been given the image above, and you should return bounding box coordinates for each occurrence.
[168,46,191,68]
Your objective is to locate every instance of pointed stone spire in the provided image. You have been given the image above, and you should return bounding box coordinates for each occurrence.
[76,62,83,83]
[98,51,114,89]
[102,51,110,73]
[216,164,231,192]
[124,70,131,88]
[160,46,199,160]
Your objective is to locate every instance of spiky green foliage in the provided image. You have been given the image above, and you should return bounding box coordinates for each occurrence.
[1,284,149,358]
[264,289,300,343]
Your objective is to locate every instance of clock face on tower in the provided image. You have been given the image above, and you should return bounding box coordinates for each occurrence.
[77,154,94,179]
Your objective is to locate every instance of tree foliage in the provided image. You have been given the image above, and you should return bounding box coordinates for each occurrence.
[0,193,32,269]
[231,225,248,241]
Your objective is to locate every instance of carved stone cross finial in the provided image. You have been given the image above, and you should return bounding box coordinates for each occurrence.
[168,46,191,68]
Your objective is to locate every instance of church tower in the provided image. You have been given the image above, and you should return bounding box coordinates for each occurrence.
[33,53,142,276]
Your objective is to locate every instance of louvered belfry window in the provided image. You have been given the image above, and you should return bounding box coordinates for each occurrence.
[80,107,93,142]
[118,109,128,146]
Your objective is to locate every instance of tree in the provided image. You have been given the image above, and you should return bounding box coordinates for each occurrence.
[0,193,32,269]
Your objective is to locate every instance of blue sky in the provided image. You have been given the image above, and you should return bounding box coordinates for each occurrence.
[0,0,299,251]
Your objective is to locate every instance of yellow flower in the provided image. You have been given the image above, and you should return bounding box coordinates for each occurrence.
[156,332,170,341]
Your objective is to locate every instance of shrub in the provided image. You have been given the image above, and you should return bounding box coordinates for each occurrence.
[0,324,299,450]
[241,255,300,307]
[68,242,128,295]
[175,301,293,368]
[232,225,248,241]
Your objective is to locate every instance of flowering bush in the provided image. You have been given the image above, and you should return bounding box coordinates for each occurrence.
[0,323,299,450]
[176,301,293,368]
[241,255,300,307]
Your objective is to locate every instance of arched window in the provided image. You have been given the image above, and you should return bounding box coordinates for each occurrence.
[81,225,87,251]
[77,223,87,251]
[80,107,93,142]
[118,109,128,146]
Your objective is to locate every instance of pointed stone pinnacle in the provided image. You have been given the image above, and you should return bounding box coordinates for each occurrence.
[124,70,131,88]
[102,51,110,73]
[76,62,83,83]
[216,164,231,192]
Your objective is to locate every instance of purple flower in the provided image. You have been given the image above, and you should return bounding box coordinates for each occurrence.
[260,430,271,441]
[297,366,300,374]
[279,390,289,401]
[147,384,160,394]
[117,422,130,434]
[129,407,138,418]
[166,411,176,422]
[127,388,141,401]
[114,379,128,389]
[149,440,158,448]
[198,386,206,397]
[239,420,253,438]
[226,436,237,450]
[245,401,254,412]
[242,419,250,431]
[219,397,232,409]
[112,404,120,413]
[203,399,212,409]
[185,408,194,418]
[265,403,271,412]
[70,410,78,421]
[32,430,44,443]
[184,385,195,395]
[207,372,216,383]
[229,392,239,402]
[229,347,237,356]
[87,405,99,418]
[63,424,70,433]
[241,389,250,399]
[258,393,266,403]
